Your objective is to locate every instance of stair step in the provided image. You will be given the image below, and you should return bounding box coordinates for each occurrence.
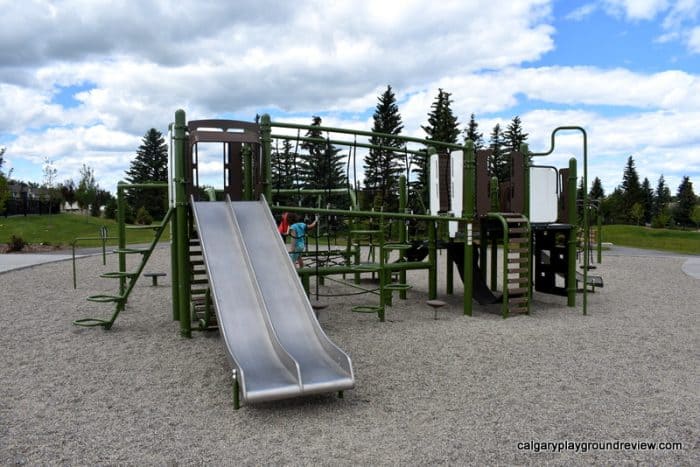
[508,248,529,254]
[507,287,528,295]
[86,294,125,303]
[508,237,529,244]
[191,288,208,295]
[508,267,529,273]
[508,227,528,234]
[508,296,527,305]
[100,271,137,279]
[191,278,208,285]
[508,277,529,284]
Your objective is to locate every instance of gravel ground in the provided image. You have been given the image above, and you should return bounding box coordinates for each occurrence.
[1,248,698,465]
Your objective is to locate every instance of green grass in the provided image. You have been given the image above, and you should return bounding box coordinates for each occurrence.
[601,224,700,255]
[0,213,170,249]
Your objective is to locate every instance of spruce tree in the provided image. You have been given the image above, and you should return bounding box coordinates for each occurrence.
[589,177,605,200]
[653,174,672,221]
[463,114,484,150]
[673,176,697,227]
[298,116,346,207]
[0,147,8,214]
[620,156,643,224]
[416,89,460,210]
[125,128,168,219]
[503,116,529,153]
[488,124,509,182]
[364,85,405,210]
[641,177,654,224]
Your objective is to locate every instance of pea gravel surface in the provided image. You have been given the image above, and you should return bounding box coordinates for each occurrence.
[1,248,698,465]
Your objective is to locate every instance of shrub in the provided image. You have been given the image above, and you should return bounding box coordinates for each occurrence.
[7,234,27,252]
[135,206,153,225]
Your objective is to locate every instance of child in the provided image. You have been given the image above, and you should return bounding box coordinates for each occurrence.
[277,212,289,243]
[287,213,318,268]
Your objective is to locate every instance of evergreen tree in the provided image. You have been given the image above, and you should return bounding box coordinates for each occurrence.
[125,128,168,220]
[653,174,672,218]
[641,177,654,224]
[503,116,529,153]
[673,176,697,227]
[298,116,346,207]
[589,177,605,200]
[0,147,8,213]
[364,85,405,210]
[416,89,460,211]
[463,114,484,150]
[488,124,509,182]
[421,88,460,147]
[620,156,643,224]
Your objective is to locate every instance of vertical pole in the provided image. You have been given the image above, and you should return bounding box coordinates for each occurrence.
[399,175,408,300]
[378,216,386,321]
[260,114,272,202]
[488,175,499,288]
[117,183,126,299]
[170,204,179,321]
[446,235,453,295]
[521,143,533,304]
[582,133,589,316]
[597,205,602,264]
[463,140,475,316]
[428,220,437,300]
[175,109,191,338]
[567,158,577,308]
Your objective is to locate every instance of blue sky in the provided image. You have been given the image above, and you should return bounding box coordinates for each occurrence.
[1,0,699,197]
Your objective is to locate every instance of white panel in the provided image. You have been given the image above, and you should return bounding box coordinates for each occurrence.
[449,150,463,237]
[429,154,440,215]
[529,167,558,223]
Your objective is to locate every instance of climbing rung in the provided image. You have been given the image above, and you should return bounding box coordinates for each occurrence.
[508,277,529,284]
[86,294,125,303]
[508,227,528,234]
[508,248,529,254]
[508,237,529,244]
[508,287,528,295]
[508,296,529,304]
[508,257,528,264]
[509,267,528,273]
[100,271,137,279]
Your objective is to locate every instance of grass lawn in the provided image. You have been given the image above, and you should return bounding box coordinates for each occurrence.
[601,224,700,255]
[0,213,170,249]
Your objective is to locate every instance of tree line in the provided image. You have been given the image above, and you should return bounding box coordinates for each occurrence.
[271,85,528,213]
[583,156,698,228]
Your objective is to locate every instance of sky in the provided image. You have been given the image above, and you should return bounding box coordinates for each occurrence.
[1,0,699,197]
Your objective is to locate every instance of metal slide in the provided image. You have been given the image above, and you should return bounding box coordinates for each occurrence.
[191,197,354,404]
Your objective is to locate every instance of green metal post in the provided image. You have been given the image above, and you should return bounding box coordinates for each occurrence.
[428,220,437,300]
[567,158,577,308]
[170,202,179,321]
[260,114,273,202]
[463,140,475,316]
[244,145,253,201]
[597,208,603,264]
[175,109,191,338]
[446,235,453,295]
[399,175,408,300]
[488,176,498,288]
[117,183,127,300]
[378,216,386,321]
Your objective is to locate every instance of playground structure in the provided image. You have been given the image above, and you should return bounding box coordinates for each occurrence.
[73,109,599,408]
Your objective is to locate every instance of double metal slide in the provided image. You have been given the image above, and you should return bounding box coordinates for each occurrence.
[191,197,354,404]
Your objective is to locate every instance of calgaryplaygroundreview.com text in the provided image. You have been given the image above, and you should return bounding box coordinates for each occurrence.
[517,440,683,454]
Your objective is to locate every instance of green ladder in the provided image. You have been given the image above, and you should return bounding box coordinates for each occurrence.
[73,209,173,330]
[486,212,532,318]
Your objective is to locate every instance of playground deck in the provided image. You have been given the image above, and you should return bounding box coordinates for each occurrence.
[1,249,698,465]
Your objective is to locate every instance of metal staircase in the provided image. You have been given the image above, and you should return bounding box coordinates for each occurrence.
[73,208,173,329]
